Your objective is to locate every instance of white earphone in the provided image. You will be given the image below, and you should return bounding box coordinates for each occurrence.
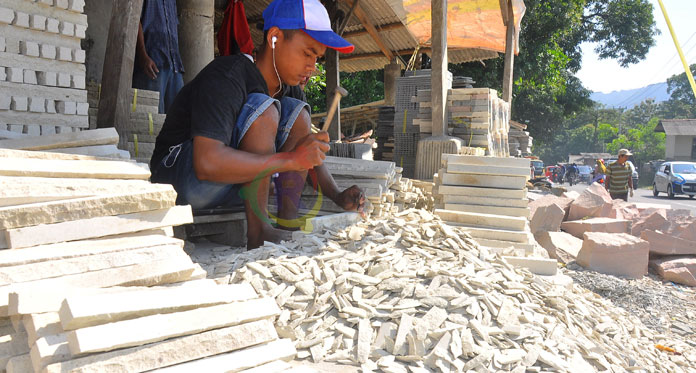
[271,35,281,96]
[272,36,277,49]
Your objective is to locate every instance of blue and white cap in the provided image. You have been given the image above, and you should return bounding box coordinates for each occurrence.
[263,0,355,53]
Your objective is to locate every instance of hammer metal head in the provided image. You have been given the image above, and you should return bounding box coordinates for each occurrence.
[336,87,349,97]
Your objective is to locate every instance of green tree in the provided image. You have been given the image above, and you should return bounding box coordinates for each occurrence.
[304,66,384,115]
[605,118,665,165]
[659,64,696,119]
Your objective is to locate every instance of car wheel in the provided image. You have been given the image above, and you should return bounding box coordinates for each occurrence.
[653,183,659,197]
[668,184,675,199]
[690,195,694,199]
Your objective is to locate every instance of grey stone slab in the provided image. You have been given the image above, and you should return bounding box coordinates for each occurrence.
[7,67,22,83]
[23,69,37,84]
[30,14,46,30]
[19,40,39,57]
[40,44,56,59]
[0,7,14,24]
[29,97,45,112]
[0,79,87,101]
[37,71,57,86]
[10,96,27,111]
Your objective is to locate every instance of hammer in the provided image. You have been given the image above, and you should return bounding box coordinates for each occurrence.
[322,86,349,133]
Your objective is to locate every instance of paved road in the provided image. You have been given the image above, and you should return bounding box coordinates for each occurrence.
[559,182,696,216]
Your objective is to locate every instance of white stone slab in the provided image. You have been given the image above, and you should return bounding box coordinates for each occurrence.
[441,172,527,190]
[40,44,56,59]
[46,18,59,33]
[0,7,14,24]
[13,12,28,28]
[0,156,150,179]
[442,154,530,168]
[19,41,39,57]
[503,256,558,276]
[30,14,46,30]
[10,96,27,111]
[435,209,527,231]
[447,163,531,177]
[37,71,57,86]
[7,68,22,83]
[444,203,530,218]
[23,69,37,84]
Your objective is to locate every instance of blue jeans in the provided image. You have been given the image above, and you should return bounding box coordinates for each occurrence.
[132,67,184,114]
[151,93,310,210]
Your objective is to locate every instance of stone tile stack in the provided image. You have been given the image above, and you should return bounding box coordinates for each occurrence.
[0,147,305,372]
[210,209,696,372]
[412,88,511,157]
[86,82,164,163]
[433,154,537,257]
[0,0,89,137]
[275,156,431,221]
[0,127,130,159]
[530,183,696,285]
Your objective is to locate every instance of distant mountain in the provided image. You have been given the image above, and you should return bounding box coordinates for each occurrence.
[590,82,671,108]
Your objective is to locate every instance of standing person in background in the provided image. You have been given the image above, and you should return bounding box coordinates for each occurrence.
[133,0,185,114]
[605,149,634,201]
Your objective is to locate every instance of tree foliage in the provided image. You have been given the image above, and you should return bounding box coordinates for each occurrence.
[660,63,696,119]
[304,66,384,115]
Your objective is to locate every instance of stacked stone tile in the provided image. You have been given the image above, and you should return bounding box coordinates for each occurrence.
[210,210,696,372]
[0,127,130,159]
[0,0,89,138]
[86,82,163,163]
[375,106,394,161]
[530,183,696,285]
[274,156,431,222]
[433,154,539,261]
[508,128,532,157]
[412,88,511,157]
[0,148,303,372]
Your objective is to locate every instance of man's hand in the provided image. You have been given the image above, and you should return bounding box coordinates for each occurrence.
[630,188,634,197]
[335,185,365,214]
[139,54,159,80]
[289,132,330,171]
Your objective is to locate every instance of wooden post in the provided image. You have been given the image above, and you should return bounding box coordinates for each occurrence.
[431,0,447,137]
[97,0,144,150]
[177,0,214,83]
[502,0,515,103]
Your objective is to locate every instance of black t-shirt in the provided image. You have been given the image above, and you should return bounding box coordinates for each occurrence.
[151,54,306,167]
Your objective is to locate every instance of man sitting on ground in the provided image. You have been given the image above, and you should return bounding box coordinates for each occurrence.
[150,0,364,249]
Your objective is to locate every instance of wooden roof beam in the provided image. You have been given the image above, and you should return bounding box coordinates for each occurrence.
[342,22,403,39]
[344,0,394,61]
[341,48,432,61]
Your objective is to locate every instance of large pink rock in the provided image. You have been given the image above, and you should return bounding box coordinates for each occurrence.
[528,195,572,221]
[631,211,669,236]
[530,203,565,234]
[576,232,649,279]
[534,231,582,264]
[640,230,696,256]
[567,183,612,221]
[561,191,580,200]
[561,217,631,238]
[675,220,696,241]
[649,256,696,287]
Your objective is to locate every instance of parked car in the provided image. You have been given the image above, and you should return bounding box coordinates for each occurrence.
[653,161,696,198]
[577,165,593,183]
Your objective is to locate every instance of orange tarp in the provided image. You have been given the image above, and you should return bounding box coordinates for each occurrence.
[397,0,525,53]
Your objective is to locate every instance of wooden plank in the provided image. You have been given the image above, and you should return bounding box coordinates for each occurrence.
[0,128,118,151]
[59,283,257,330]
[44,320,278,373]
[97,0,145,150]
[66,297,280,354]
[4,205,193,249]
[0,185,176,229]
[0,157,150,179]
[346,0,393,61]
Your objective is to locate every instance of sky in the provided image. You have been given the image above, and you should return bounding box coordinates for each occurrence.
[575,0,696,94]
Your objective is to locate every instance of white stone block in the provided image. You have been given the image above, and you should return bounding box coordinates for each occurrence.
[0,67,5,81]
[29,97,45,113]
[38,0,54,6]
[26,125,41,136]
[20,41,39,57]
[46,18,59,33]
[57,47,72,61]
[73,49,85,63]
[30,14,46,30]
[8,124,22,132]
[57,73,70,87]
[41,125,56,135]
[40,44,56,59]
[56,101,77,115]
[8,68,23,83]
[76,102,88,115]
[71,75,85,89]
[69,0,85,13]
[13,12,29,28]
[74,24,86,39]
[23,70,37,85]
[11,97,28,111]
[0,96,10,110]
[59,21,74,36]
[55,0,69,9]
[0,36,5,52]
[38,71,57,86]
[45,99,56,113]
[0,7,14,24]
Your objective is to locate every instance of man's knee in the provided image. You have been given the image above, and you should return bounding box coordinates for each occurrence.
[239,103,280,153]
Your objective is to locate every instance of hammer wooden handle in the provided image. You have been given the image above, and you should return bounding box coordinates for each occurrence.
[322,87,349,133]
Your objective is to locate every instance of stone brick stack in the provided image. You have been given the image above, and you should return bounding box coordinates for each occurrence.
[412,88,510,157]
[0,148,301,372]
[0,0,89,138]
[432,154,542,263]
[530,183,696,285]
[87,82,163,163]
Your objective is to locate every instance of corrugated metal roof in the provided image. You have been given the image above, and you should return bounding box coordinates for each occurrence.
[656,119,696,136]
[237,0,500,72]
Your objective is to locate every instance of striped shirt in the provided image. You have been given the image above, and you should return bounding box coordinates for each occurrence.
[606,161,631,193]
[139,0,185,73]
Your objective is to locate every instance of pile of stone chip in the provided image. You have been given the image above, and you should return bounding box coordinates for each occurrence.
[225,209,696,372]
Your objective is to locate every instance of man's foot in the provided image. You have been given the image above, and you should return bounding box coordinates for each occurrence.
[246,224,293,250]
